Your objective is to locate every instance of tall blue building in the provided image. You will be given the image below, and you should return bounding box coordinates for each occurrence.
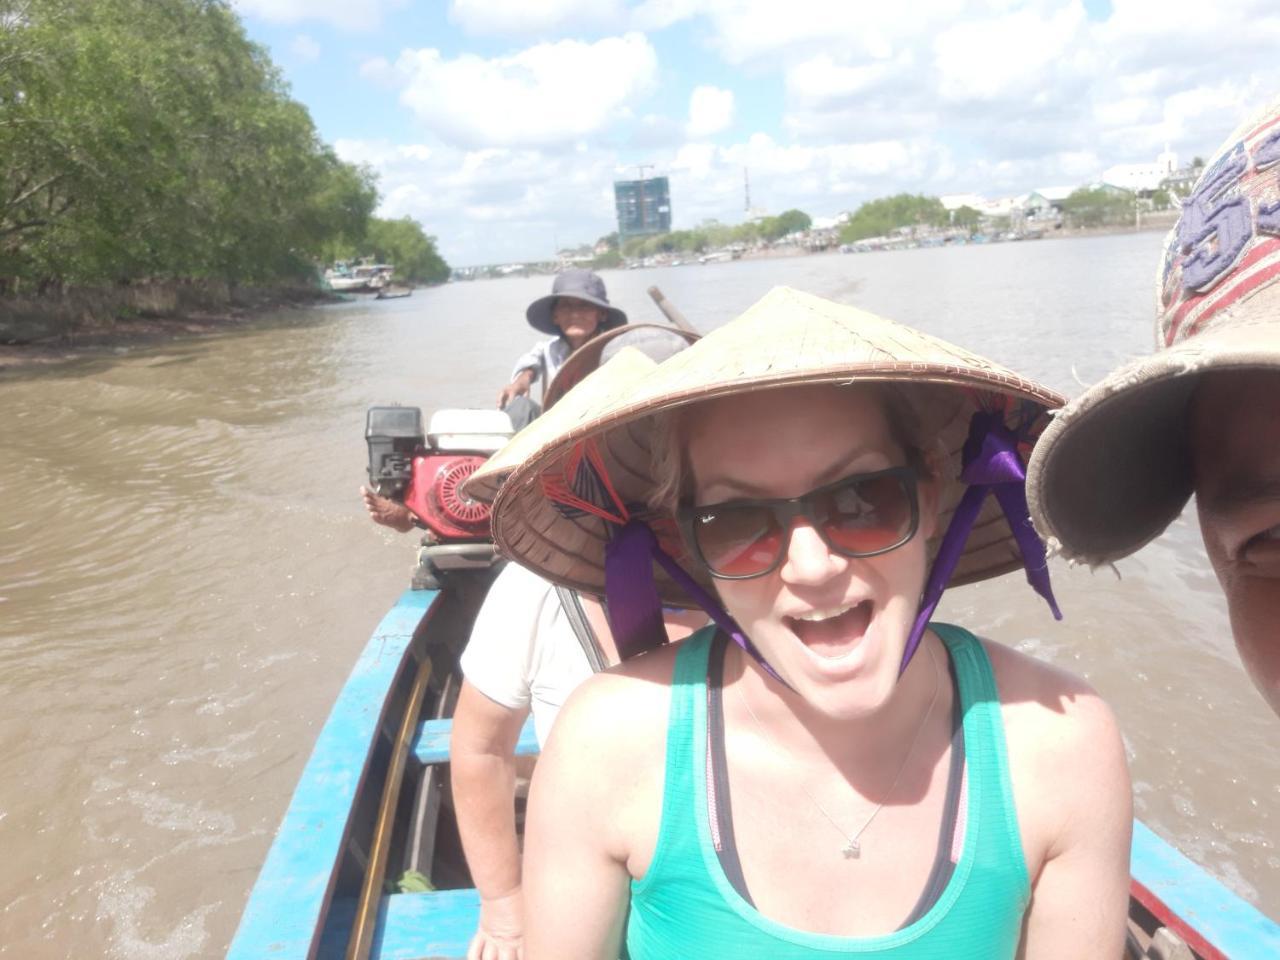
[614,177,671,240]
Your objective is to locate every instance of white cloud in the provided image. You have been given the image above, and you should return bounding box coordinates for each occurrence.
[232,0,406,29]
[933,4,1088,103]
[449,0,626,34]
[686,85,734,138]
[381,34,658,149]
[289,34,321,62]
[328,0,1280,264]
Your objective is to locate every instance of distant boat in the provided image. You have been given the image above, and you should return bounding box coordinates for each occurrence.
[326,263,395,293]
[376,286,413,300]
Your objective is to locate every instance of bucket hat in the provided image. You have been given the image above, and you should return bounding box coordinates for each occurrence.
[526,268,627,336]
[1027,95,1280,565]
[489,286,1065,666]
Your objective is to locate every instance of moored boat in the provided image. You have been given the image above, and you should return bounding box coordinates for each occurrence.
[326,263,395,293]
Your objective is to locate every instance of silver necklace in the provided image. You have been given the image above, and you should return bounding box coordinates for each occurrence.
[735,640,942,859]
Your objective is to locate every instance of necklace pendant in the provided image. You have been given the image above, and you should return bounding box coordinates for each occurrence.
[842,840,860,859]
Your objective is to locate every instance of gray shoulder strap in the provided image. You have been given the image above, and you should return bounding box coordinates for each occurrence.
[554,584,608,672]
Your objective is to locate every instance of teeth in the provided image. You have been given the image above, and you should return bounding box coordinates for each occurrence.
[793,602,860,623]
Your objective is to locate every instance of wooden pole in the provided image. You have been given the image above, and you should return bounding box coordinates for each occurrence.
[647,285,697,333]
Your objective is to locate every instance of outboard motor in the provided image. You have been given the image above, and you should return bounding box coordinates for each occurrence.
[366,406,514,589]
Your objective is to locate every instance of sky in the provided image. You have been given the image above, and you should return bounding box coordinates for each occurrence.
[232,0,1280,266]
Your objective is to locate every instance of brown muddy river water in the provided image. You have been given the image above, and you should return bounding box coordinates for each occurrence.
[1,233,1276,956]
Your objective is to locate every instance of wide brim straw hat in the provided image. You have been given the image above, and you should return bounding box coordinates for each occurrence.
[526,268,627,336]
[1027,95,1280,566]
[465,346,664,505]
[543,323,701,408]
[490,286,1065,608]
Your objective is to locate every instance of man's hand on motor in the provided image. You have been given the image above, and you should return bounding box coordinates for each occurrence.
[360,485,416,533]
[497,370,534,409]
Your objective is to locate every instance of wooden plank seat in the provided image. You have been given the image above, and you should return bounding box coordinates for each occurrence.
[411,715,540,766]
[339,717,538,959]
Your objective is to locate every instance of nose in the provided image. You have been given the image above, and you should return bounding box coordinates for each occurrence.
[778,518,845,586]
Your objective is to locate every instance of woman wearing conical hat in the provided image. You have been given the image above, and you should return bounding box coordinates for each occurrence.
[488,288,1132,959]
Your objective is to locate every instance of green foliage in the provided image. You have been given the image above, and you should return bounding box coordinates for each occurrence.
[591,249,622,269]
[760,208,812,240]
[838,194,947,244]
[361,216,449,285]
[1060,187,1134,228]
[952,205,983,231]
[1147,188,1173,211]
[0,0,385,288]
[618,209,814,260]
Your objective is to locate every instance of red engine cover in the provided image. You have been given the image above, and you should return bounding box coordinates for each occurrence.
[403,454,492,540]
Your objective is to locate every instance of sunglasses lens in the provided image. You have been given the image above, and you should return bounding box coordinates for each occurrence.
[692,505,783,577]
[817,473,913,555]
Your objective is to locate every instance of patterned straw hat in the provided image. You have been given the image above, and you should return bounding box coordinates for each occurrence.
[465,346,665,505]
[488,287,1065,664]
[1027,95,1280,565]
[465,325,700,505]
[543,324,700,409]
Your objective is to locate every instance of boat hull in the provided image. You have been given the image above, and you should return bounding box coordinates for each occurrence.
[231,577,1280,960]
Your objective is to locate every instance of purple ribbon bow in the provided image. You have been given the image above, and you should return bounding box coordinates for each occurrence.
[605,519,783,681]
[899,409,1062,674]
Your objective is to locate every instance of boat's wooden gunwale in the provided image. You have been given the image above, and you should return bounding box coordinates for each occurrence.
[227,588,440,960]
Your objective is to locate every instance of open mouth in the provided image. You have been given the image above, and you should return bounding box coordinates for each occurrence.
[784,600,873,661]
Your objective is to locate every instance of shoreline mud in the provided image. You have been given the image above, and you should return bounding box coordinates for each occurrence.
[0,285,344,372]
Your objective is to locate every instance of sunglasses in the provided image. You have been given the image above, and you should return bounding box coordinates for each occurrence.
[676,466,920,580]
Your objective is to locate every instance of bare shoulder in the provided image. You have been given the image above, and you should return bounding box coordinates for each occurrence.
[976,638,1131,859]
[978,638,1123,751]
[539,640,684,781]
[534,640,685,862]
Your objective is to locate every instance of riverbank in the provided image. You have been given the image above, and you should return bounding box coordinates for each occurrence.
[0,282,343,372]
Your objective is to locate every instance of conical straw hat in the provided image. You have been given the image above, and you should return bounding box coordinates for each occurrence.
[543,323,700,408]
[464,346,664,504]
[490,286,1065,607]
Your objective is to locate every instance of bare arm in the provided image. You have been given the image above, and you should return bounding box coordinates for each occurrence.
[497,369,535,409]
[523,675,646,960]
[451,681,532,960]
[1000,658,1133,959]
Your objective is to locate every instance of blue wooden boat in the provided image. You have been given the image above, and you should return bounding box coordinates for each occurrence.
[227,572,1280,960]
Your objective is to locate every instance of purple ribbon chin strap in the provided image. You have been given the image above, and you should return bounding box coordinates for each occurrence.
[900,409,1063,675]
[604,519,784,682]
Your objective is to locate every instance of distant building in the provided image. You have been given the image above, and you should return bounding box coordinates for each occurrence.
[614,176,672,240]
[940,193,987,212]
[1103,146,1178,193]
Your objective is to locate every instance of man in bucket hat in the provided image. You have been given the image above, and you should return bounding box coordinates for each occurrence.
[1028,96,1280,717]
[496,268,627,425]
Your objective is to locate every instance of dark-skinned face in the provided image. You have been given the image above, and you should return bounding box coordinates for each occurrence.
[1190,369,1280,716]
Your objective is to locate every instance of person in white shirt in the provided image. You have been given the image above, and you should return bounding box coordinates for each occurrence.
[495,269,627,426]
[452,563,704,960]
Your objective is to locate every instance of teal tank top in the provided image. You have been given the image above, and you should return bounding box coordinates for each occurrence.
[625,623,1030,958]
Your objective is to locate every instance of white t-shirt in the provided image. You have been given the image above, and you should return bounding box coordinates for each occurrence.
[510,336,572,387]
[460,562,595,747]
